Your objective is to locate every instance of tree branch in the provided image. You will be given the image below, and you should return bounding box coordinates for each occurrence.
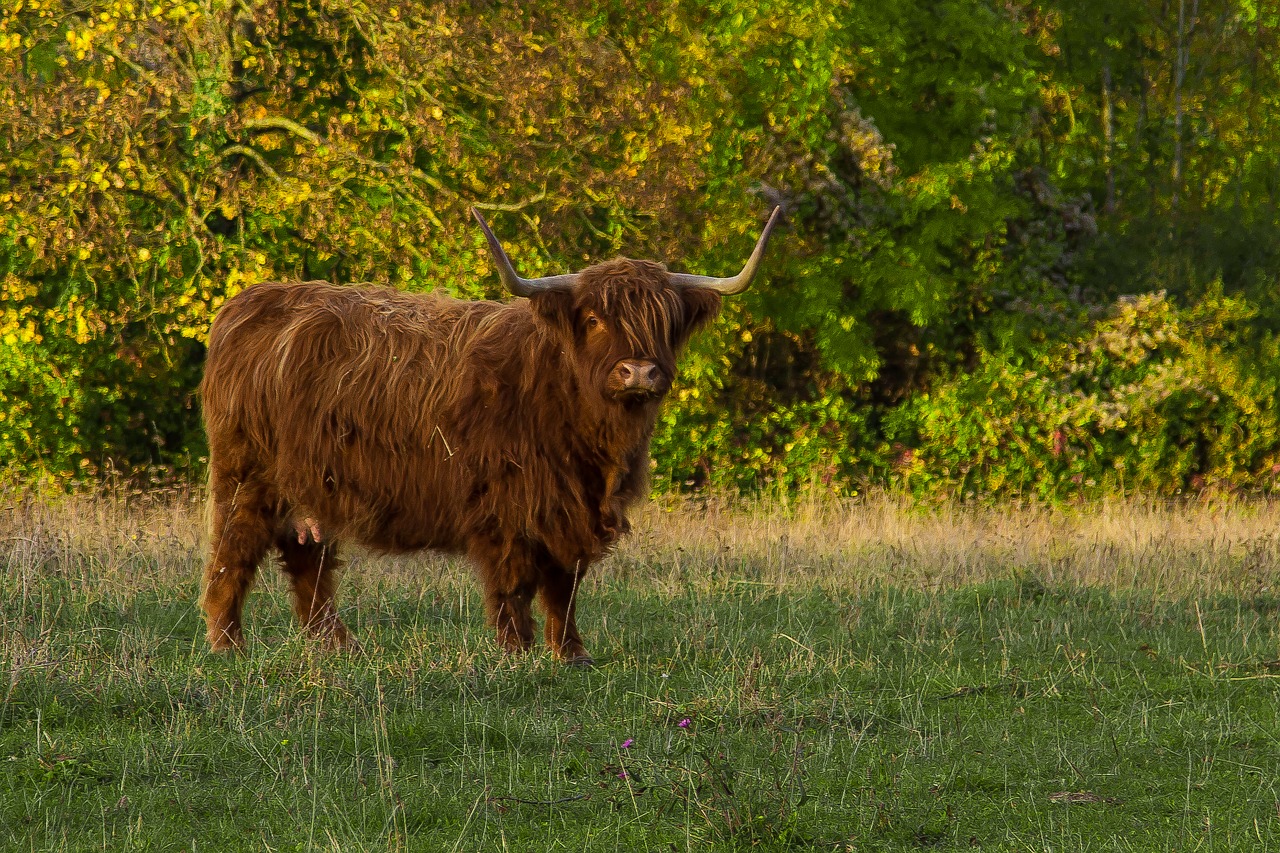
[472,191,547,212]
[242,117,322,144]
[220,144,281,183]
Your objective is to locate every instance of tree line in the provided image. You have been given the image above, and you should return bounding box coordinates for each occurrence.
[2,0,1278,497]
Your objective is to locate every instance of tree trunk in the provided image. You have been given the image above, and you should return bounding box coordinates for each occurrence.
[1102,63,1116,214]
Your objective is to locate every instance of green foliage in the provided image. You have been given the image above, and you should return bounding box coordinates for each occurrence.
[651,318,880,492]
[894,288,1280,498]
[3,0,1280,497]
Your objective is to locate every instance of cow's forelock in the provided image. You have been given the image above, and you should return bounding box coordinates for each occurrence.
[578,260,685,368]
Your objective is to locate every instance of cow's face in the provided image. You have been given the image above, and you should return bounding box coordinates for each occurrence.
[532,260,721,408]
[472,207,778,413]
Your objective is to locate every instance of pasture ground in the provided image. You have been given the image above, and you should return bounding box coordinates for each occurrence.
[4,492,1280,851]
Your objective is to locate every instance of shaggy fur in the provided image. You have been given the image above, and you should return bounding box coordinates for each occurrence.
[199,259,722,662]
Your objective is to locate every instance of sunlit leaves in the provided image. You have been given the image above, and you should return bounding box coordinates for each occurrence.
[894,289,1280,498]
[2,0,1278,496]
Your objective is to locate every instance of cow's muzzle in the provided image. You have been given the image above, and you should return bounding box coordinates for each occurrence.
[608,359,668,401]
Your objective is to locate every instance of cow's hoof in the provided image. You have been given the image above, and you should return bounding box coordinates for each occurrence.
[563,653,595,669]
[309,618,355,652]
[496,634,536,656]
[324,630,362,654]
[207,626,245,654]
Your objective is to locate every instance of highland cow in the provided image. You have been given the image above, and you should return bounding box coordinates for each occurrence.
[199,207,780,664]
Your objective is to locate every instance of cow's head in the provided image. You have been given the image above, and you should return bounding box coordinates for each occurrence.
[473,207,781,409]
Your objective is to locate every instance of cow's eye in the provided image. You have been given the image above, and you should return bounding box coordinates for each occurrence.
[585,314,601,331]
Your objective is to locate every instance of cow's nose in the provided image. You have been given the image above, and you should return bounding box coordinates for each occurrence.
[612,359,665,397]
[616,360,660,388]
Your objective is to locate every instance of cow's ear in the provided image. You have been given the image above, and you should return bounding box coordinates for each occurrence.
[679,288,723,340]
[529,289,577,340]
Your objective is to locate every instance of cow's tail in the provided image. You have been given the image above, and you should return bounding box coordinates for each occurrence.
[201,453,215,550]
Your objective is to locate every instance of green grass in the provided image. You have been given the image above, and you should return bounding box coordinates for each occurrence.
[4,494,1280,850]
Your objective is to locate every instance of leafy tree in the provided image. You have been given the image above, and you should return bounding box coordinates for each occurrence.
[3,0,1279,497]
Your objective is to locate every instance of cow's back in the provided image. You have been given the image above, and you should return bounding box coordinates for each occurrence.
[202,281,515,550]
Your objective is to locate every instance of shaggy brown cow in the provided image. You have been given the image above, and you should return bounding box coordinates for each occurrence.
[199,206,780,664]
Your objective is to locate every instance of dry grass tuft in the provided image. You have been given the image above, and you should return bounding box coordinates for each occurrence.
[616,492,1280,599]
[4,489,1279,602]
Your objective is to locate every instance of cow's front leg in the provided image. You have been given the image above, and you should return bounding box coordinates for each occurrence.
[540,566,593,667]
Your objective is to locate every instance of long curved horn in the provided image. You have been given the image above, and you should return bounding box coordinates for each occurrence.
[472,208,580,297]
[667,206,783,295]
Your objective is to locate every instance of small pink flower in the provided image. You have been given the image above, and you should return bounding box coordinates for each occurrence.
[678,718,691,728]
[617,770,628,779]
[621,738,633,749]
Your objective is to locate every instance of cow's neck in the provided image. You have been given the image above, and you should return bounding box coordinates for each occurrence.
[551,364,655,518]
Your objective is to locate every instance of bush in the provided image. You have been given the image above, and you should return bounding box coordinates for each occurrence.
[891,287,1280,498]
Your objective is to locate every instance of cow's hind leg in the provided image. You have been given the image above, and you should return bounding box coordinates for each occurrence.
[470,540,538,654]
[540,567,593,667]
[485,581,537,655]
[276,535,351,649]
[202,480,274,652]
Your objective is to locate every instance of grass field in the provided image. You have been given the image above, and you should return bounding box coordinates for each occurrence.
[4,492,1280,850]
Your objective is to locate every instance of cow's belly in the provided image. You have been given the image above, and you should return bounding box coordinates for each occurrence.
[361,519,463,555]
[352,489,469,553]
